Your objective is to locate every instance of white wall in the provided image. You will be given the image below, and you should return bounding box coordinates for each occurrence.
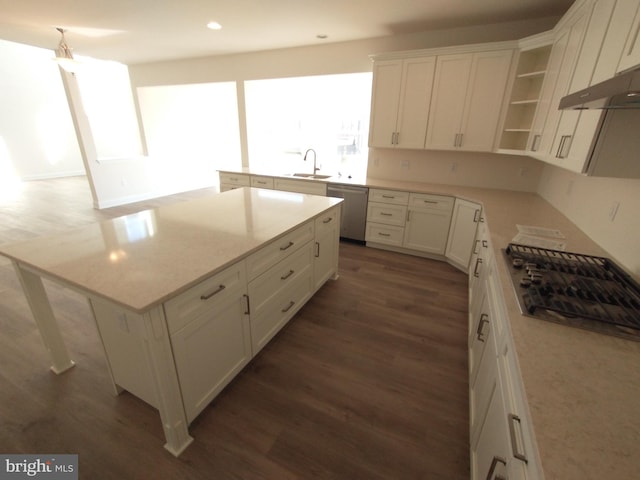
[0,39,84,180]
[537,165,640,277]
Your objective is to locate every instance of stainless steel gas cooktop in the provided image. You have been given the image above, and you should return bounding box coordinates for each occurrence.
[502,243,640,341]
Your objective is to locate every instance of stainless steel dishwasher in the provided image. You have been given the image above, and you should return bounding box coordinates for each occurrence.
[327,184,368,242]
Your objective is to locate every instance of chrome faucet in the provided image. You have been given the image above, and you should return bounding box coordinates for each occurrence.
[303,148,319,174]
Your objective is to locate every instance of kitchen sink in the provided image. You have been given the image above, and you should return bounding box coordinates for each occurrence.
[291,173,333,179]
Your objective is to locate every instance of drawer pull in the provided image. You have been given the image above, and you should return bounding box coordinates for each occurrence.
[315,241,320,258]
[200,284,226,300]
[423,200,438,204]
[381,194,396,199]
[476,313,489,342]
[377,232,391,237]
[473,239,481,255]
[486,456,507,480]
[243,294,250,315]
[281,300,295,313]
[280,241,294,251]
[473,258,483,277]
[380,212,393,216]
[473,209,481,223]
[281,269,295,280]
[323,216,333,224]
[508,413,529,464]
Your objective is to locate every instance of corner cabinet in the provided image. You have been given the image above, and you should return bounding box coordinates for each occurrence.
[425,49,514,152]
[369,57,436,148]
[445,198,483,272]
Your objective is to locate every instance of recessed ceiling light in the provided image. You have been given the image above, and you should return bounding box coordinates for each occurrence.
[316,34,328,39]
[207,21,222,30]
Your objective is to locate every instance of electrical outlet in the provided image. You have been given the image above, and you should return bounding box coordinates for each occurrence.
[401,159,410,169]
[519,167,528,177]
[609,201,620,222]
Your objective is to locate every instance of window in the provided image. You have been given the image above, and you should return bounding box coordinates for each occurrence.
[244,73,372,176]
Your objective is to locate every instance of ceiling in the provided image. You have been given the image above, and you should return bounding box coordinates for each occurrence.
[0,0,574,65]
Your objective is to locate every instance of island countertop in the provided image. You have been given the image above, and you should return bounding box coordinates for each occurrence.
[0,188,342,313]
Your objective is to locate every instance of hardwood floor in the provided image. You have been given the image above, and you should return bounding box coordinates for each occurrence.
[0,177,470,479]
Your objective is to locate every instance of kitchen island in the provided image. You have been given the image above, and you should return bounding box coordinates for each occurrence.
[0,187,342,456]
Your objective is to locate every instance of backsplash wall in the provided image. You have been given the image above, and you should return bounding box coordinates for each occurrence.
[537,165,640,278]
[367,148,543,192]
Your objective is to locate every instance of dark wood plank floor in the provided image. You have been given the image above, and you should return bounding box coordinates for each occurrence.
[0,177,470,479]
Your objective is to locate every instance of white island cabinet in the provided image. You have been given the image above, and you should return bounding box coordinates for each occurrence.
[0,188,342,457]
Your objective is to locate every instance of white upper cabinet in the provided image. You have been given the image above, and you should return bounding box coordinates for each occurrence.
[369,57,436,149]
[617,0,640,72]
[425,49,514,152]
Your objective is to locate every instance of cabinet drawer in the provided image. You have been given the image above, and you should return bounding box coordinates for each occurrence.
[274,178,327,196]
[367,202,407,226]
[408,193,454,212]
[365,222,405,246]
[246,221,314,280]
[248,242,313,315]
[219,172,250,187]
[250,176,274,189]
[369,188,409,205]
[315,205,341,235]
[250,269,313,354]
[164,261,246,335]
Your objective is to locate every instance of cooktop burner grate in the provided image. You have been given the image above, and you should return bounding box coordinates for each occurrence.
[503,244,640,340]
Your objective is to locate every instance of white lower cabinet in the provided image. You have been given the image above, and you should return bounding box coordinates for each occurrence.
[219,172,251,192]
[314,205,341,290]
[366,189,454,257]
[469,222,542,480]
[248,242,314,353]
[403,193,454,255]
[446,198,483,271]
[273,178,327,196]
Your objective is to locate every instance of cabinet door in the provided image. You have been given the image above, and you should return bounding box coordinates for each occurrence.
[537,6,590,158]
[548,0,614,173]
[395,57,436,148]
[459,50,513,152]
[618,1,640,72]
[171,293,251,423]
[314,206,340,290]
[369,60,403,147]
[446,198,482,272]
[403,209,452,255]
[425,54,472,150]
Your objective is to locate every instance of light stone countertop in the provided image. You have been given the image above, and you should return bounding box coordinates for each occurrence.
[220,169,640,480]
[0,188,342,313]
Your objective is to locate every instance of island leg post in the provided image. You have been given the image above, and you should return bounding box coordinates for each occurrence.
[12,262,75,374]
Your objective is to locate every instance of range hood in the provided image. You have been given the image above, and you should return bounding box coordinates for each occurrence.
[559,67,640,109]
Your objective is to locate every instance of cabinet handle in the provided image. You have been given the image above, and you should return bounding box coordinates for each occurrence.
[281,269,295,280]
[453,133,459,147]
[482,240,488,248]
[395,132,400,144]
[458,133,464,147]
[378,232,391,237]
[486,456,507,480]
[556,135,572,159]
[406,210,411,222]
[380,212,393,216]
[473,258,483,277]
[381,194,396,199]
[243,294,250,315]
[476,313,489,342]
[390,132,395,145]
[473,239,481,255]
[530,134,541,152]
[323,216,333,224]
[473,209,481,223]
[280,241,294,251]
[423,200,438,205]
[315,241,320,258]
[281,300,295,313]
[508,413,529,464]
[200,284,226,300]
